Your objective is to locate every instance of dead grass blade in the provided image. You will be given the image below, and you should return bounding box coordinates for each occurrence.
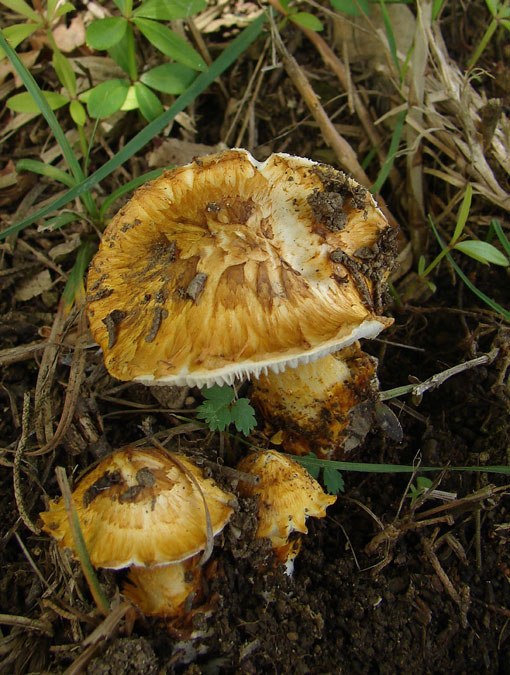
[13,392,40,534]
[30,304,88,456]
[55,466,110,616]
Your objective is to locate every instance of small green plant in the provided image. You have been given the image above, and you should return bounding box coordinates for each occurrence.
[196,385,256,436]
[298,453,345,495]
[278,0,324,31]
[1,0,90,152]
[416,185,510,318]
[406,476,433,506]
[83,0,207,121]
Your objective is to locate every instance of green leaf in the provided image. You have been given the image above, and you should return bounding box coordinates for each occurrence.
[196,386,255,435]
[485,0,499,16]
[0,0,40,22]
[451,184,472,243]
[291,12,323,31]
[50,1,74,20]
[329,0,370,16]
[108,23,137,79]
[86,17,128,50]
[501,18,510,30]
[417,254,426,276]
[134,81,164,121]
[7,90,69,113]
[229,398,256,436]
[0,29,98,221]
[279,0,290,10]
[112,0,131,15]
[201,385,235,409]
[120,85,139,110]
[416,476,433,490]
[428,215,510,320]
[0,23,39,58]
[86,79,129,118]
[323,466,344,494]
[133,17,206,71]
[133,0,206,20]
[454,240,510,266]
[69,99,87,126]
[52,50,76,96]
[140,62,197,94]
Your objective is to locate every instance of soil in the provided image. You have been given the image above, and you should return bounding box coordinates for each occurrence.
[1,2,510,674]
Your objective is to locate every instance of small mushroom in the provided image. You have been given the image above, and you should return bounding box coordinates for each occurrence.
[237,450,336,573]
[87,149,397,457]
[40,446,234,618]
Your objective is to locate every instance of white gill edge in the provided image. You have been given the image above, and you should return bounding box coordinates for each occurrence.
[133,319,386,389]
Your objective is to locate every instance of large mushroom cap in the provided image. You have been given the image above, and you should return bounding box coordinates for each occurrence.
[40,446,234,569]
[87,149,396,387]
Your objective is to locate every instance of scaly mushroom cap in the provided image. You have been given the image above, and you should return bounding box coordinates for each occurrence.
[40,447,234,569]
[123,556,202,618]
[237,450,336,549]
[87,149,396,387]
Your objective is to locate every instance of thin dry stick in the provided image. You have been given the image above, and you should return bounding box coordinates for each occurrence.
[55,466,110,616]
[272,24,400,229]
[13,393,40,535]
[34,301,71,446]
[29,307,88,456]
[0,614,53,636]
[380,348,500,401]
[273,27,369,186]
[151,437,214,566]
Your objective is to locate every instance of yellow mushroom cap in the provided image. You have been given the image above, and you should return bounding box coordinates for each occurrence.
[39,447,234,569]
[237,450,336,549]
[87,149,395,387]
[123,556,202,618]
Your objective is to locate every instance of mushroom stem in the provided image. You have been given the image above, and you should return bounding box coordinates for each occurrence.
[123,557,202,619]
[251,342,378,459]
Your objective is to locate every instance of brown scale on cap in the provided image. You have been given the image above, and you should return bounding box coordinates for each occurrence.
[86,149,396,388]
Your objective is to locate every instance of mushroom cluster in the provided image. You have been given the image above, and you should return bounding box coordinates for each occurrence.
[86,149,397,458]
[40,446,234,619]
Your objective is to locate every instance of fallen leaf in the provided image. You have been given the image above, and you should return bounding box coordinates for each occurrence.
[15,270,53,302]
[53,15,86,52]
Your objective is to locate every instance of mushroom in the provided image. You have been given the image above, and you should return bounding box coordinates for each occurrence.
[40,446,234,618]
[86,149,397,457]
[236,450,336,573]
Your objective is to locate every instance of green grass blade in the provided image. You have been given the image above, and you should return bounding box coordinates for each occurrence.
[293,454,510,476]
[0,30,98,220]
[17,158,76,188]
[491,219,510,259]
[379,0,401,80]
[429,215,510,320]
[370,108,406,194]
[0,12,267,240]
[451,183,472,243]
